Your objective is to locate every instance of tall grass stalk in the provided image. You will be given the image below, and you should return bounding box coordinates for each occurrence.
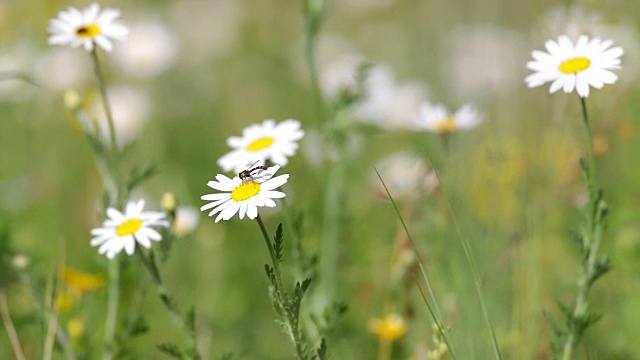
[374,169,457,360]
[302,0,325,126]
[559,97,611,360]
[426,163,503,359]
[0,291,26,360]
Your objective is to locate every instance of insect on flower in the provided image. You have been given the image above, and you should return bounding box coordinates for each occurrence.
[238,161,268,183]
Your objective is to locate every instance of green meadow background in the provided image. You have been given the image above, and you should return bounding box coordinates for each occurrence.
[1,0,640,359]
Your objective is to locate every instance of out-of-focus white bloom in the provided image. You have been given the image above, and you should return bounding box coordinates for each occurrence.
[525,35,623,98]
[338,0,398,15]
[0,56,28,101]
[218,119,305,174]
[321,53,428,130]
[36,48,91,91]
[542,6,606,40]
[171,0,241,62]
[371,153,437,200]
[113,20,178,78]
[445,25,526,101]
[173,206,200,237]
[48,3,129,52]
[90,85,151,148]
[90,199,168,259]
[414,103,482,134]
[320,53,367,102]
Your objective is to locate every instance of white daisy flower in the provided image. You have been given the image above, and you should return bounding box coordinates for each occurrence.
[48,3,129,52]
[218,119,304,174]
[414,103,482,134]
[525,35,623,98]
[200,165,289,223]
[90,199,168,259]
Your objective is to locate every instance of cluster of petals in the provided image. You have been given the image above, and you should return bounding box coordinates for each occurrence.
[525,34,623,98]
[48,3,129,52]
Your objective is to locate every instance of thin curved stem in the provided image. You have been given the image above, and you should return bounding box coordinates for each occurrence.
[90,48,118,153]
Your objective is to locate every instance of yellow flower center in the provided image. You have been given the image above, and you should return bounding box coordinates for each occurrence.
[116,219,143,236]
[434,117,458,134]
[76,24,101,38]
[246,137,274,152]
[558,57,591,74]
[231,181,261,202]
[368,313,408,342]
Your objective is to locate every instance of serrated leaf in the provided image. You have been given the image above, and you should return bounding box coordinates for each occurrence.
[157,343,183,359]
[273,223,284,263]
[126,163,158,193]
[316,338,327,360]
[186,306,196,333]
[130,316,149,337]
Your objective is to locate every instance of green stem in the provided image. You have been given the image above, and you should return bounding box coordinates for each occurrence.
[303,0,325,127]
[320,155,345,306]
[102,260,120,360]
[256,213,282,289]
[255,214,310,359]
[137,250,201,360]
[0,291,26,360]
[560,96,604,360]
[90,47,118,153]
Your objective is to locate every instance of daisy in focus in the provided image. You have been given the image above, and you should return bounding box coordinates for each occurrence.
[218,119,304,173]
[201,165,289,223]
[48,3,129,52]
[525,35,623,98]
[414,102,482,134]
[90,199,168,259]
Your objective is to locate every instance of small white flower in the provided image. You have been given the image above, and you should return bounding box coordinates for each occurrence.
[48,3,129,52]
[90,199,168,259]
[90,85,151,148]
[173,206,200,237]
[525,35,623,98]
[414,103,482,134]
[113,20,178,78]
[371,153,437,200]
[201,165,288,223]
[218,119,304,174]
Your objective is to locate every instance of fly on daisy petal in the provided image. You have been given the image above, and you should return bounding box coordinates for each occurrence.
[48,3,129,52]
[201,165,289,223]
[217,119,304,174]
[525,35,623,98]
[90,199,168,259]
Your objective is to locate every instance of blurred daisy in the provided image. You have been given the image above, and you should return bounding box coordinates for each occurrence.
[368,313,408,342]
[371,153,437,200]
[218,119,304,173]
[113,20,178,78]
[90,85,151,148]
[48,3,129,52]
[414,103,482,134]
[525,35,623,98]
[173,206,200,236]
[90,199,168,259]
[201,165,288,223]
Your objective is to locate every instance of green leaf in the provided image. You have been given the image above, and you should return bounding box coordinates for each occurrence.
[129,316,149,337]
[316,338,327,360]
[186,306,196,333]
[157,343,183,359]
[126,163,158,193]
[273,223,284,263]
